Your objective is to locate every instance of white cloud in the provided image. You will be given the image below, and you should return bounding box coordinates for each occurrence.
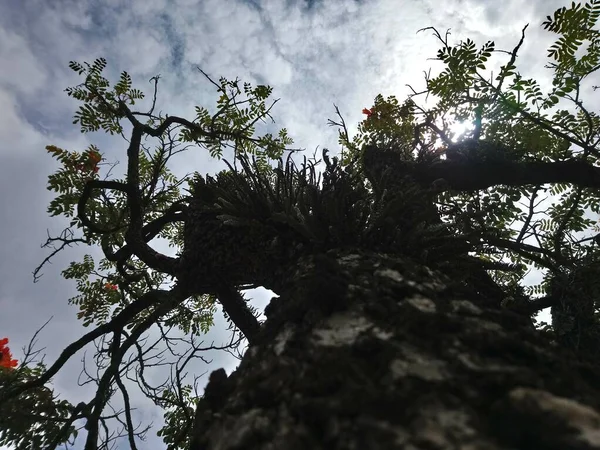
[0,90,46,154]
[0,28,48,95]
[112,28,170,75]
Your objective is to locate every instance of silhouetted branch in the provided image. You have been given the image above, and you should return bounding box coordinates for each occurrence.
[410,158,600,191]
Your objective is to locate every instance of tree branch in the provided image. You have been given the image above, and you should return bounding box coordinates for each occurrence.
[215,285,261,345]
[0,284,190,404]
[411,158,600,191]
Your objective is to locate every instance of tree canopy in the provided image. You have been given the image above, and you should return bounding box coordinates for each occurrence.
[2,1,600,449]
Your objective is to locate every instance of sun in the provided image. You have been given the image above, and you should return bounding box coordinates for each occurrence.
[448,121,474,142]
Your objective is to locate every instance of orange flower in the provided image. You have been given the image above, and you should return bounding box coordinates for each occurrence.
[0,338,18,369]
[362,108,374,117]
[104,283,118,291]
[88,151,101,164]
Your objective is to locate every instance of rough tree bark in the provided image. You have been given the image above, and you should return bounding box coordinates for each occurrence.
[186,248,600,450]
[180,149,600,450]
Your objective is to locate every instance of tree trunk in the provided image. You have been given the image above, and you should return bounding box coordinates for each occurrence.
[188,248,600,450]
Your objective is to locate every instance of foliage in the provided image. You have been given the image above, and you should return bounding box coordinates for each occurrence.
[40,58,294,333]
[186,149,461,268]
[66,58,143,135]
[332,1,600,298]
[331,95,418,170]
[0,57,294,449]
[0,354,77,449]
[156,385,197,449]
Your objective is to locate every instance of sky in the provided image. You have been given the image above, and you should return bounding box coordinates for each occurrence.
[0,0,577,448]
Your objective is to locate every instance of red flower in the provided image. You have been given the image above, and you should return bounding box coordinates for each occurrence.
[362,108,374,117]
[74,158,100,175]
[0,338,18,369]
[104,283,118,291]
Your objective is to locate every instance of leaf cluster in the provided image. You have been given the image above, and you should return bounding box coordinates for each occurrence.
[66,58,144,134]
[8,57,298,449]
[326,2,600,323]
[0,364,77,450]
